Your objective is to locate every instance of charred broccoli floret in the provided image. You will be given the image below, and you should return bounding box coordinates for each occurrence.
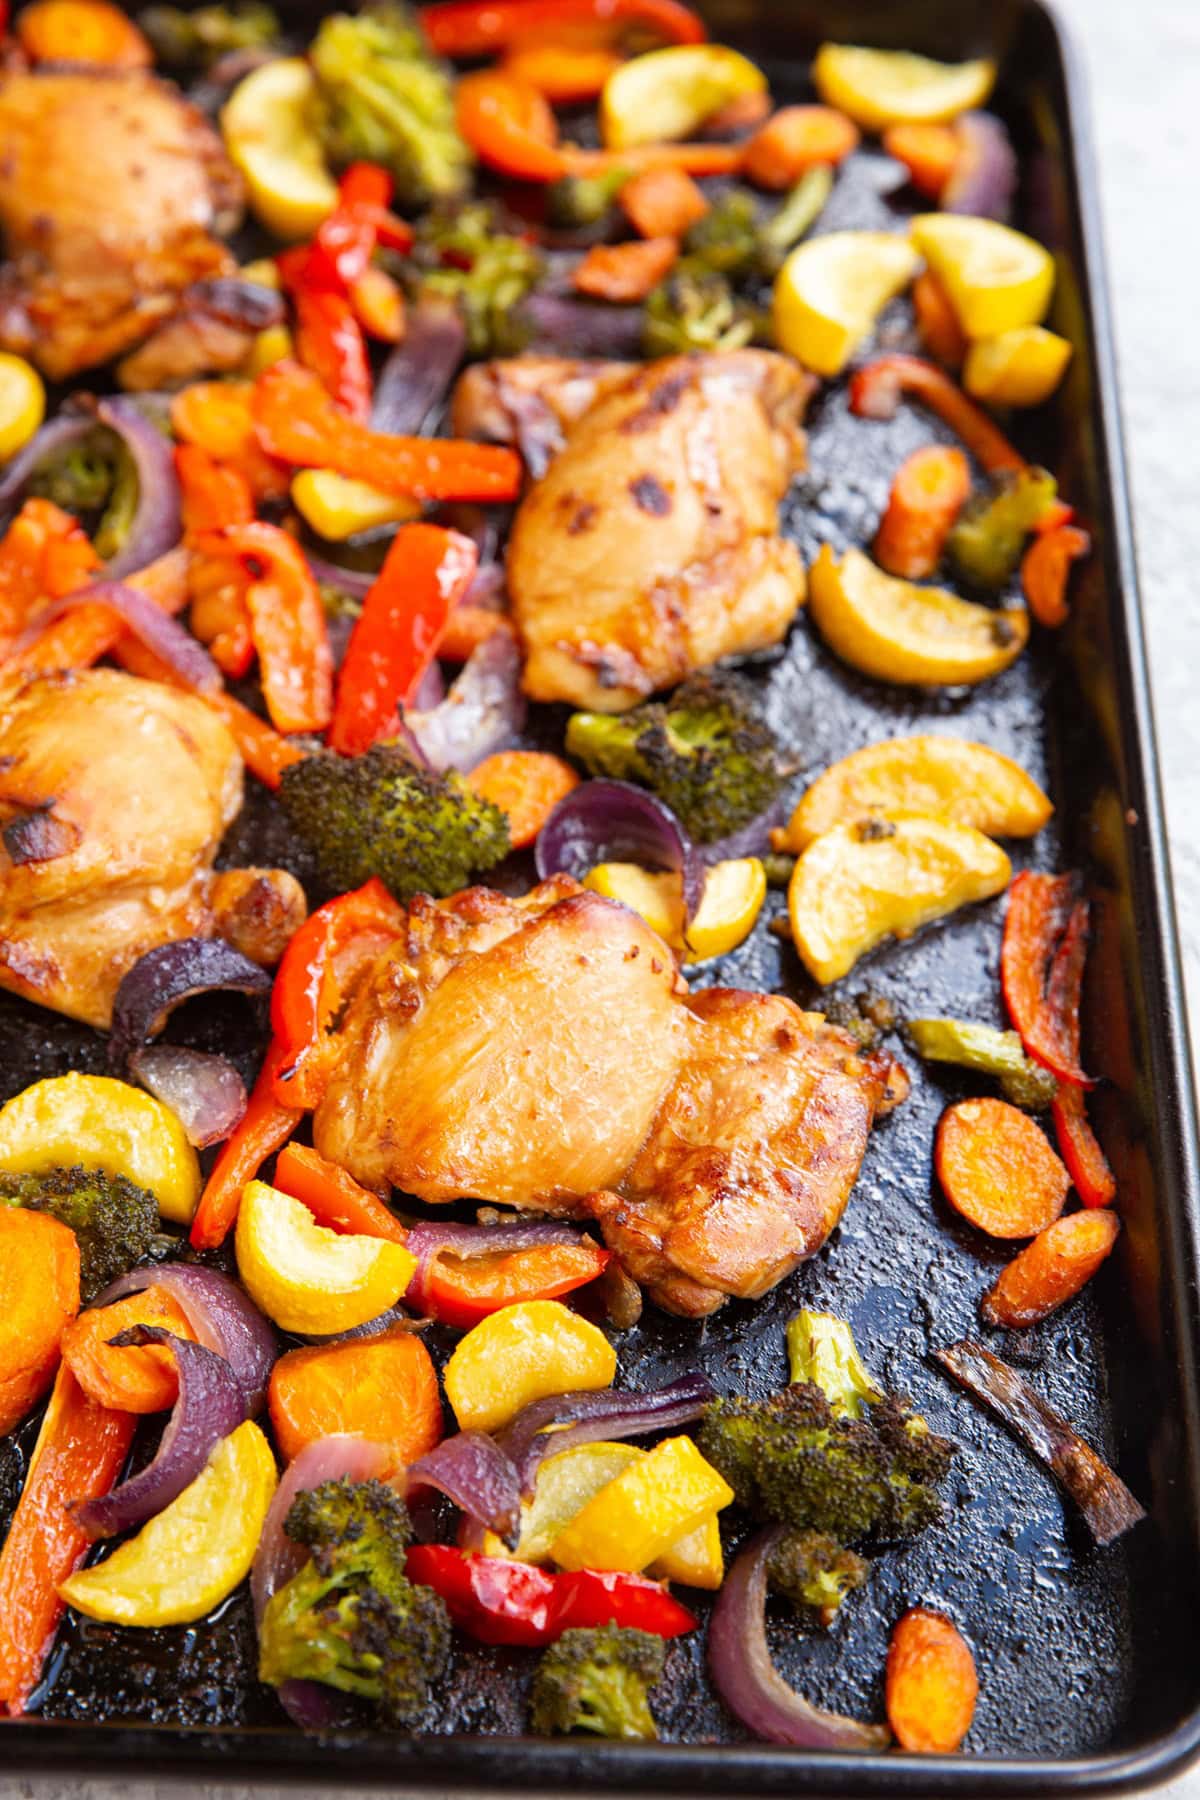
[565,673,782,844]
[0,1166,163,1303]
[310,4,471,209]
[27,430,139,562]
[642,265,760,357]
[766,1527,870,1627]
[279,743,511,901]
[683,189,761,278]
[139,2,280,68]
[413,202,542,356]
[258,1477,450,1725]
[545,170,630,229]
[948,467,1061,590]
[530,1625,664,1740]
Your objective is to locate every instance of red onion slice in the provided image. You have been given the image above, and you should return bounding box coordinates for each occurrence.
[109,937,272,1075]
[536,779,705,921]
[33,580,220,694]
[96,1264,277,1416]
[129,1045,248,1149]
[406,630,527,773]
[942,113,1018,222]
[69,1327,247,1539]
[0,412,94,510]
[517,292,646,360]
[372,298,467,435]
[411,659,446,712]
[497,1372,716,1494]
[406,1431,522,1547]
[95,396,182,578]
[708,1527,891,1751]
[405,1219,586,1316]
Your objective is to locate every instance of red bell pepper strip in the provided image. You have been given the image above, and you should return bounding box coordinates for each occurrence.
[1052,1083,1117,1208]
[291,286,374,422]
[209,692,309,790]
[1000,872,1094,1087]
[421,1239,612,1329]
[849,354,1027,477]
[189,1038,304,1250]
[253,362,524,503]
[193,523,333,736]
[422,0,706,56]
[309,163,413,287]
[0,1366,136,1716]
[270,877,406,1107]
[328,523,478,756]
[1021,522,1091,629]
[7,547,190,680]
[274,1142,409,1243]
[404,1547,697,1646]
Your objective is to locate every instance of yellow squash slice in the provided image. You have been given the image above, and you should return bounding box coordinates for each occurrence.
[222,58,338,240]
[550,1435,733,1574]
[813,44,996,132]
[963,326,1073,407]
[235,1180,416,1335]
[444,1300,616,1435]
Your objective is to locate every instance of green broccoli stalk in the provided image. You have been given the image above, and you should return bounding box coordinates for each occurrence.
[786,1309,884,1419]
[0,1166,163,1303]
[139,2,280,68]
[258,1477,451,1725]
[765,1527,870,1628]
[565,673,782,845]
[905,1017,1058,1110]
[310,4,471,209]
[948,467,1061,590]
[413,203,543,358]
[529,1625,665,1740]
[642,266,761,357]
[756,165,834,274]
[279,744,511,902]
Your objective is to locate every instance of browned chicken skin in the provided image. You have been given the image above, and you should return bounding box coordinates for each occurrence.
[0,668,302,1028]
[467,351,812,711]
[313,879,901,1316]
[0,69,242,380]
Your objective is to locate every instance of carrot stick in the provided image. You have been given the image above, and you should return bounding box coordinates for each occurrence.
[189,1039,303,1251]
[882,123,960,199]
[466,750,581,849]
[1021,523,1090,629]
[935,1097,1071,1238]
[0,1365,136,1716]
[274,1143,410,1245]
[563,140,743,177]
[59,1285,195,1415]
[620,166,709,238]
[17,0,152,65]
[912,271,967,369]
[742,105,860,190]
[850,355,1026,477]
[573,236,679,302]
[268,1331,443,1475]
[0,1211,80,1439]
[873,444,971,581]
[207,693,308,790]
[886,1607,978,1753]
[981,1209,1120,1329]
[171,381,290,501]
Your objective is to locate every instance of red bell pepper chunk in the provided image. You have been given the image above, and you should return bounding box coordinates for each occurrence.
[423,1238,611,1329]
[189,1038,304,1250]
[849,354,1027,476]
[404,1547,697,1646]
[421,0,706,57]
[328,523,478,756]
[1000,871,1094,1087]
[274,1141,410,1243]
[1052,1083,1117,1208]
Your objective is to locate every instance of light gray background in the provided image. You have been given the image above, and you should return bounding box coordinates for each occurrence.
[5,0,1200,1795]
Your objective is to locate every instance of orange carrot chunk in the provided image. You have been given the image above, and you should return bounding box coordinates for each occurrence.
[886,1606,978,1754]
[935,1097,1071,1239]
[171,381,291,501]
[466,750,581,849]
[1021,523,1091,630]
[742,105,860,190]
[882,123,960,199]
[912,270,967,369]
[268,1330,444,1476]
[60,1286,196,1415]
[874,444,971,581]
[982,1208,1120,1329]
[17,0,152,65]
[0,1210,80,1438]
[573,236,679,302]
[620,166,710,239]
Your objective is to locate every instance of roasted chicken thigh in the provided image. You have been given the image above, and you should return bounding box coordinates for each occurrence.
[313,878,901,1315]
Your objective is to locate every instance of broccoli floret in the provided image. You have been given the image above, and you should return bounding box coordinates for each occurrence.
[139,2,280,68]
[545,170,630,229]
[530,1625,664,1740]
[413,203,543,357]
[684,190,761,278]
[565,673,782,845]
[642,265,761,357]
[258,1477,450,1726]
[0,1166,162,1304]
[766,1527,869,1627]
[310,4,471,209]
[787,1310,884,1419]
[279,743,511,902]
[948,467,1061,590]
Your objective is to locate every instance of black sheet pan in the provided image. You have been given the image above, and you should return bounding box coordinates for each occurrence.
[4,0,1200,1790]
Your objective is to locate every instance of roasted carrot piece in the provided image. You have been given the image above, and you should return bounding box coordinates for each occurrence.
[1021,523,1091,629]
[466,750,581,849]
[0,1365,136,1716]
[59,1285,196,1415]
[912,271,967,369]
[935,1097,1071,1239]
[17,0,152,65]
[8,546,189,680]
[874,444,971,581]
[207,693,309,790]
[563,140,743,178]
[882,123,960,199]
[0,1210,80,1439]
[439,600,508,662]
[176,443,255,536]
[502,44,623,102]
[742,105,860,190]
[171,381,290,501]
[981,1209,1120,1329]
[1052,1082,1116,1208]
[274,1143,410,1245]
[620,165,709,239]
[886,1606,978,1754]
[573,236,679,302]
[268,1331,443,1475]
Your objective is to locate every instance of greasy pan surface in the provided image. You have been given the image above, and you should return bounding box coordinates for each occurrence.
[4,0,1200,1790]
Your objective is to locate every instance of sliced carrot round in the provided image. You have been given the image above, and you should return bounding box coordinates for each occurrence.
[886,1606,978,1753]
[935,1096,1070,1238]
[982,1208,1120,1329]
[268,1329,444,1475]
[0,1210,80,1437]
[60,1284,196,1414]
[467,751,581,850]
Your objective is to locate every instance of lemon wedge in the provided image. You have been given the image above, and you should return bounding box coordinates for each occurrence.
[773,231,919,376]
[0,354,44,460]
[222,58,338,240]
[59,1422,277,1626]
[600,44,767,149]
[911,214,1055,339]
[813,44,996,132]
[963,325,1073,407]
[235,1179,417,1334]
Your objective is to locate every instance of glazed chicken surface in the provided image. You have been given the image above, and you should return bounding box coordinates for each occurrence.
[0,69,242,380]
[465,350,812,711]
[0,668,302,1028]
[314,878,901,1315]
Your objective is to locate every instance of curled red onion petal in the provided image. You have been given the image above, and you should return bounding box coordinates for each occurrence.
[517,291,646,360]
[405,1218,586,1316]
[301,1306,428,1346]
[406,630,526,773]
[109,937,271,1074]
[411,659,446,712]
[96,1263,277,1416]
[709,1527,891,1751]
[33,580,220,693]
[372,298,467,435]
[0,412,94,510]
[69,1327,247,1539]
[536,779,705,921]
[129,1045,248,1149]
[95,397,182,578]
[406,1431,522,1548]
[497,1373,717,1495]
[942,113,1018,222]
